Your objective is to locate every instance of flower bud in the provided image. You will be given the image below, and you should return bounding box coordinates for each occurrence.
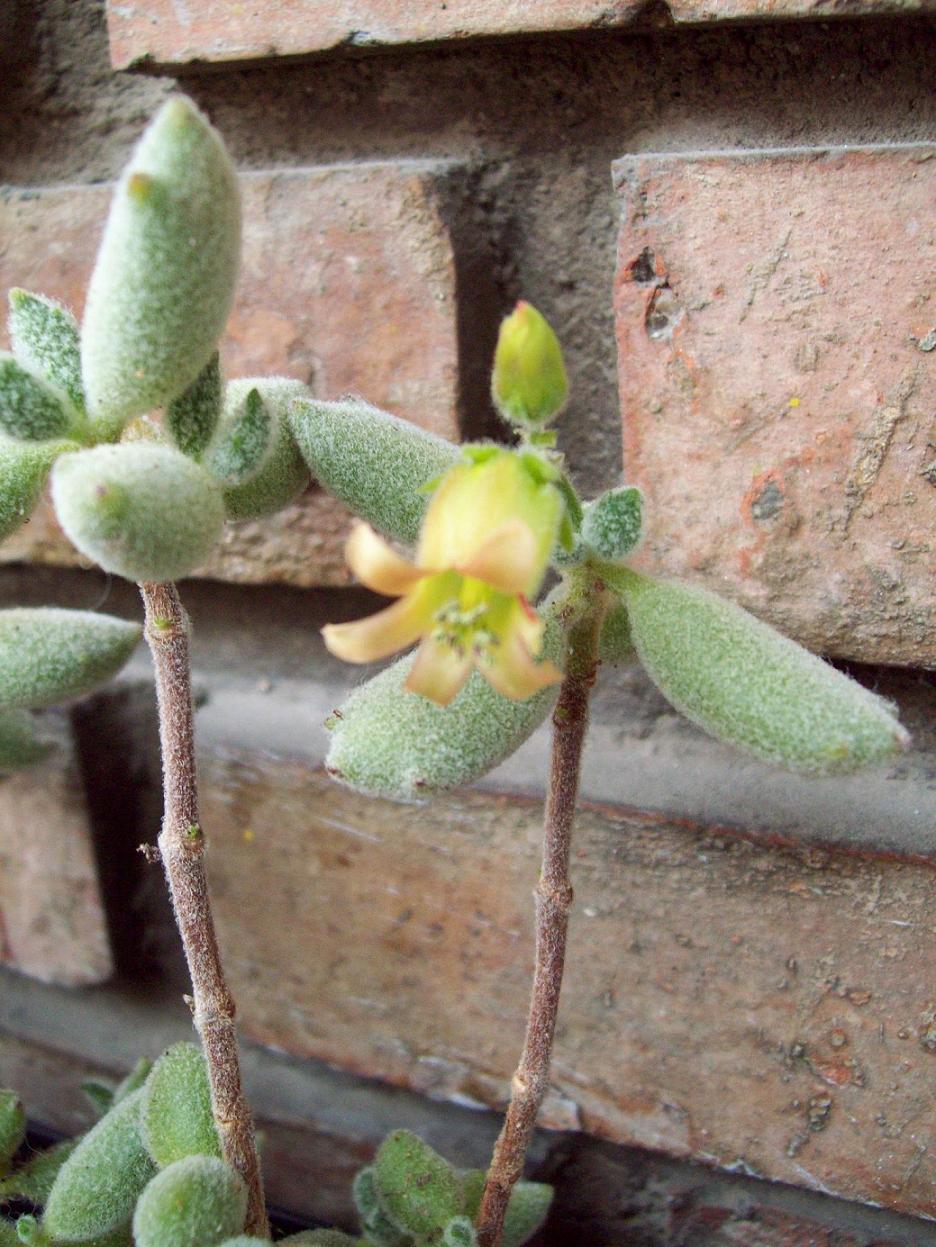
[491,301,568,428]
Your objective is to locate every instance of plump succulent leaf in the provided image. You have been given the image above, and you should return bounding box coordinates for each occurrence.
[461,1172,552,1247]
[51,443,225,583]
[0,709,52,771]
[206,378,310,521]
[0,1095,25,1171]
[0,608,140,709]
[614,569,910,775]
[351,1168,413,1247]
[289,398,459,546]
[141,1043,220,1168]
[0,1138,79,1205]
[9,290,85,415]
[112,1058,153,1106]
[132,1156,247,1247]
[372,1132,463,1242]
[166,353,221,458]
[598,599,634,666]
[325,607,563,801]
[81,96,241,438]
[0,355,76,442]
[43,1087,157,1243]
[581,487,642,563]
[0,438,79,543]
[276,1235,360,1247]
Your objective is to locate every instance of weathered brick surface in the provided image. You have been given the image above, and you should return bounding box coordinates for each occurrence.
[0,163,458,586]
[614,144,936,667]
[105,0,936,70]
[0,720,112,986]
[200,751,936,1220]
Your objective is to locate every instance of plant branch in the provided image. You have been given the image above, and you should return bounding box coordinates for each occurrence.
[140,581,267,1237]
[476,582,608,1247]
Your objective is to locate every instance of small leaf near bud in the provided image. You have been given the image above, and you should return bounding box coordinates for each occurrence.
[166,353,221,458]
[581,486,642,563]
[351,1168,412,1247]
[289,397,459,545]
[8,290,85,415]
[0,438,80,543]
[132,1156,247,1247]
[0,1139,78,1205]
[50,443,225,583]
[372,1131,463,1241]
[0,355,76,442]
[491,301,568,429]
[0,1092,25,1169]
[442,1217,476,1247]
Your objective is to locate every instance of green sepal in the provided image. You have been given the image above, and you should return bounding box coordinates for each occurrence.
[80,96,241,437]
[0,356,75,443]
[166,353,221,458]
[8,290,85,415]
[288,398,459,545]
[0,1094,25,1170]
[351,1168,412,1247]
[442,1217,476,1247]
[0,1139,79,1205]
[325,607,563,801]
[141,1043,220,1168]
[613,568,911,775]
[131,1156,247,1247]
[372,1132,462,1242]
[461,1173,552,1247]
[0,608,141,709]
[43,1087,157,1243]
[80,1082,115,1119]
[0,437,80,544]
[0,710,52,771]
[50,444,225,583]
[207,378,310,521]
[112,1058,153,1106]
[581,486,642,563]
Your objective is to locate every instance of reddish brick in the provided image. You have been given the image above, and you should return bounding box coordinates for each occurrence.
[105,0,934,70]
[614,144,936,667]
[199,751,936,1221]
[0,721,112,986]
[0,163,458,586]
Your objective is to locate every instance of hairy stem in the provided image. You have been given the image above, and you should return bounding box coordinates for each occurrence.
[140,581,267,1236]
[476,584,607,1247]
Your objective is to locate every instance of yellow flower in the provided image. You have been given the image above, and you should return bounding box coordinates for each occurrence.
[491,301,568,428]
[322,449,564,705]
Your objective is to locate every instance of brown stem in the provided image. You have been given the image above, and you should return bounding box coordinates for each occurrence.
[140,581,268,1237]
[476,586,607,1247]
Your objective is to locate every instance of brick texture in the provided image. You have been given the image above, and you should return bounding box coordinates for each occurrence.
[0,163,459,586]
[199,751,936,1221]
[105,0,936,70]
[614,144,936,667]
[0,719,112,986]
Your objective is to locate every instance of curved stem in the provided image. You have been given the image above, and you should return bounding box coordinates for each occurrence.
[476,581,608,1247]
[140,581,268,1237]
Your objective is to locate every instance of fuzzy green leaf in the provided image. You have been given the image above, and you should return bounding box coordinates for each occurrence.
[0,356,74,442]
[442,1218,476,1247]
[0,1138,79,1205]
[51,443,225,583]
[113,1058,153,1106]
[0,1222,16,1247]
[598,599,634,666]
[289,398,459,545]
[80,1082,115,1119]
[351,1168,412,1247]
[217,1239,274,1247]
[0,710,52,771]
[0,608,140,709]
[9,290,85,414]
[166,354,221,458]
[0,1095,25,1171]
[461,1173,552,1247]
[206,378,310,521]
[141,1043,220,1168]
[132,1156,246,1247]
[614,569,910,775]
[43,1087,157,1242]
[81,96,241,438]
[0,437,80,543]
[276,1235,360,1247]
[373,1132,462,1243]
[581,487,642,563]
[325,605,563,801]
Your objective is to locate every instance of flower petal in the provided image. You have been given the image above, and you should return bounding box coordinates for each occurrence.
[482,629,563,701]
[346,521,424,596]
[457,519,539,594]
[322,591,431,664]
[405,637,473,706]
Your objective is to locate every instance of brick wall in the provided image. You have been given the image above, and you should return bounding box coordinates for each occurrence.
[1,3,935,1243]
